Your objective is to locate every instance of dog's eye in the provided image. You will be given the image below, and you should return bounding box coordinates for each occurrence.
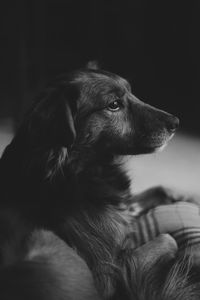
[107,100,121,111]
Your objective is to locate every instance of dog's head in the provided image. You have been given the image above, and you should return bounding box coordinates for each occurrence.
[72,68,179,156]
[25,66,179,163]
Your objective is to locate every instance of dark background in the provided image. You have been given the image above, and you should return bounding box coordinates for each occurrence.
[0,0,199,134]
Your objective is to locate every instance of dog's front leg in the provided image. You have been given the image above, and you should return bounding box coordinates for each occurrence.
[118,234,177,298]
[94,234,177,300]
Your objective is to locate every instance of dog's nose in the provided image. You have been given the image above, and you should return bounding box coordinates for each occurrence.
[166,115,180,132]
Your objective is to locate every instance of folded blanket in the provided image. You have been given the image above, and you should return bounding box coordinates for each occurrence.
[133,202,200,252]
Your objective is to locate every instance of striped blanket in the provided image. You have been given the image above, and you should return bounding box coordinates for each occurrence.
[134,202,200,252]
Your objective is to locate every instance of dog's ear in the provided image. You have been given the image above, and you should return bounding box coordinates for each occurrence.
[25,84,78,180]
[28,83,78,149]
[86,60,100,70]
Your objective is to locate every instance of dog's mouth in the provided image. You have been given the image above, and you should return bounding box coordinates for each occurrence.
[130,105,179,155]
[154,132,175,152]
[110,130,176,156]
[136,131,175,154]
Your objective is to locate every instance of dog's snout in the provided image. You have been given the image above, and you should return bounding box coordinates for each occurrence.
[166,115,179,132]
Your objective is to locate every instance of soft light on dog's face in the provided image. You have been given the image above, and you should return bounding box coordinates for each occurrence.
[27,68,179,160]
[73,69,179,156]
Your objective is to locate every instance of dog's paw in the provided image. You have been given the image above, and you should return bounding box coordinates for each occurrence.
[144,186,184,204]
[149,186,200,206]
[130,186,199,217]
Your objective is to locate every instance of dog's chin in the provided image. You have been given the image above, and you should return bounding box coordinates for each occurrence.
[107,133,175,156]
[154,142,168,153]
[131,132,175,155]
[141,132,175,154]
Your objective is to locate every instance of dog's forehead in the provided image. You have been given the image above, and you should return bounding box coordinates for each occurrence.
[73,71,132,113]
[77,71,131,94]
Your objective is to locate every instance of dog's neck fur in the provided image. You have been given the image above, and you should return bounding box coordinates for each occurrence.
[68,146,133,206]
[0,134,133,219]
[58,148,134,270]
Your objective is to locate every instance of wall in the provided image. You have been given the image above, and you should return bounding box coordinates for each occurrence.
[0,0,199,134]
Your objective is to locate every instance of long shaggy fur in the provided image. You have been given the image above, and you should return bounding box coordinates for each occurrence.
[129,256,200,300]
[0,66,199,299]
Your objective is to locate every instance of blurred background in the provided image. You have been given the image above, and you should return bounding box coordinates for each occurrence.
[0,0,199,194]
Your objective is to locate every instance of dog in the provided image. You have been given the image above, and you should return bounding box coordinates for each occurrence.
[1,63,200,299]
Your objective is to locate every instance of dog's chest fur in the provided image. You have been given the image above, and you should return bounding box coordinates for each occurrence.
[58,158,135,266]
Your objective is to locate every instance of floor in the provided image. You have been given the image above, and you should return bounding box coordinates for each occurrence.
[0,119,200,198]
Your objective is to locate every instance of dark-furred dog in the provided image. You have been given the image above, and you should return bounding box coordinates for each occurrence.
[0,64,200,299]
